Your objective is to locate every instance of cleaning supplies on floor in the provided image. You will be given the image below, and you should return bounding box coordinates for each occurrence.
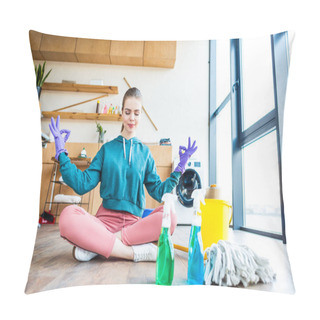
[156,193,176,286]
[187,188,206,285]
[203,240,276,287]
[200,185,233,250]
[53,194,81,204]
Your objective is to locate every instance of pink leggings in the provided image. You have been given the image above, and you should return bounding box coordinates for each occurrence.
[59,204,177,258]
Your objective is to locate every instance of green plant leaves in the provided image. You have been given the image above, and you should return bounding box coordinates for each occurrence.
[35,61,52,87]
[96,122,106,134]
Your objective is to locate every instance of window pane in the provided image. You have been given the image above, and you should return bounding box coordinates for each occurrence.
[216,39,230,108]
[242,130,281,233]
[287,31,294,67]
[216,102,232,204]
[241,36,275,130]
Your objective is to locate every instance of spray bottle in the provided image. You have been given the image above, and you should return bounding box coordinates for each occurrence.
[156,193,176,285]
[187,188,206,284]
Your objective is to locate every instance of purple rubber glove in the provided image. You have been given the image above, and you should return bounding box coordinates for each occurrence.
[174,137,198,173]
[49,116,71,161]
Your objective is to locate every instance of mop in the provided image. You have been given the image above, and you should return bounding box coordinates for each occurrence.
[203,240,276,287]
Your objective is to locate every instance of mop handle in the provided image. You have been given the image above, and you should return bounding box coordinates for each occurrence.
[173,244,188,253]
[227,204,233,225]
[173,243,208,260]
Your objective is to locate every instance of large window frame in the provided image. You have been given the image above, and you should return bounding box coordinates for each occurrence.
[209,32,290,243]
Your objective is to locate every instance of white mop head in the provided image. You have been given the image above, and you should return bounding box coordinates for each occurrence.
[204,240,276,287]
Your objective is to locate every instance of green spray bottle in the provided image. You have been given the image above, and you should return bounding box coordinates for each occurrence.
[156,193,176,285]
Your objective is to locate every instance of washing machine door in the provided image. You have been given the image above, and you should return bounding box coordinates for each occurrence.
[176,169,202,208]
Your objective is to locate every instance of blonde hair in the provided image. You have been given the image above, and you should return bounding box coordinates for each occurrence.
[121,87,142,132]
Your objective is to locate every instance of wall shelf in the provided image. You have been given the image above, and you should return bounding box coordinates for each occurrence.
[42,82,118,94]
[42,111,122,121]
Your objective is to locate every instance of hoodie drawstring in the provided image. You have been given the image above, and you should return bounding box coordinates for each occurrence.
[129,139,133,165]
[123,137,133,166]
[123,137,126,160]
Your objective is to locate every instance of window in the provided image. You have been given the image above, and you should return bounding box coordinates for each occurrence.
[242,130,282,234]
[210,32,290,243]
[216,102,232,204]
[216,40,230,108]
[241,36,275,130]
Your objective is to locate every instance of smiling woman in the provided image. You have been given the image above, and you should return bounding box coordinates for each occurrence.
[120,87,143,139]
[42,85,197,266]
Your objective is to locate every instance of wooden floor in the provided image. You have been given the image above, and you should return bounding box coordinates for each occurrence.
[25,224,295,294]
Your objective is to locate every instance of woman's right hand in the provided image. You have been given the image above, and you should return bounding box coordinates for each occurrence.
[49,116,71,161]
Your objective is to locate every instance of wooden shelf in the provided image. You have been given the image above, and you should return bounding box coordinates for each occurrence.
[42,82,118,94]
[51,156,92,166]
[42,111,122,121]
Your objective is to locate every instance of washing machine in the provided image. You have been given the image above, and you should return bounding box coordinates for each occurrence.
[172,157,205,225]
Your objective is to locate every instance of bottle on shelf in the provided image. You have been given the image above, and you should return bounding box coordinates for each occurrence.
[100,100,106,113]
[108,104,113,114]
[80,147,87,158]
[96,100,100,113]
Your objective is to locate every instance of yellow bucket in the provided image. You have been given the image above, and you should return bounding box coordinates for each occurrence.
[200,199,233,251]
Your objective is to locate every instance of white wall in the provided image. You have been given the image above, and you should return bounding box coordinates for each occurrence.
[38,40,209,186]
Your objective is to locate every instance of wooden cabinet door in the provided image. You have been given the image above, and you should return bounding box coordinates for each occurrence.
[144,41,176,68]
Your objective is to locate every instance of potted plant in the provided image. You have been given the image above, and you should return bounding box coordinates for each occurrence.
[96,122,106,143]
[35,61,52,99]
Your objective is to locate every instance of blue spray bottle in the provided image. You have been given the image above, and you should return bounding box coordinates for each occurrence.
[187,189,206,285]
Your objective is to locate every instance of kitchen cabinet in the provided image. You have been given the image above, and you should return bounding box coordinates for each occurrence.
[29,30,44,60]
[40,33,78,62]
[75,37,111,64]
[30,30,176,68]
[144,41,176,68]
[110,40,144,66]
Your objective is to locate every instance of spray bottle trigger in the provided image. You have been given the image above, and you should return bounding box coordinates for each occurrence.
[191,189,206,204]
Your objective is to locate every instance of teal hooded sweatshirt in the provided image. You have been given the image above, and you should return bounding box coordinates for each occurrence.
[58,135,181,217]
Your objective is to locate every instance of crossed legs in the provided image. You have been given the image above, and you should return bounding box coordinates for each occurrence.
[59,204,177,261]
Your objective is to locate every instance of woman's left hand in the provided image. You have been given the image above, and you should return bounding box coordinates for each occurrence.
[174,137,198,173]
